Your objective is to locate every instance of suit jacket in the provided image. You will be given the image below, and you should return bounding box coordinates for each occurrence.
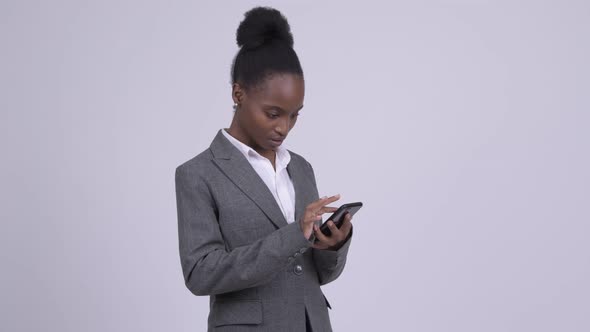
[175,129,352,331]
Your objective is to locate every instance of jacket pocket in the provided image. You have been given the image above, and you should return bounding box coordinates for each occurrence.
[211,299,263,327]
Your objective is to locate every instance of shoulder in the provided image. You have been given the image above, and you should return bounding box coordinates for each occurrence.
[287,149,312,167]
[287,149,317,177]
[175,148,216,183]
[287,149,320,191]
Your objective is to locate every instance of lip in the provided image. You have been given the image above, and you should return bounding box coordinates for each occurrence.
[269,138,284,147]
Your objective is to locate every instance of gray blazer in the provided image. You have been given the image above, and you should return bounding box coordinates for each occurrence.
[175,129,352,331]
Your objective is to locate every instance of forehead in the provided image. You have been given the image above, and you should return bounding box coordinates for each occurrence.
[250,73,305,106]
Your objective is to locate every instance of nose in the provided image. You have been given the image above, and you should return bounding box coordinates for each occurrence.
[275,117,290,136]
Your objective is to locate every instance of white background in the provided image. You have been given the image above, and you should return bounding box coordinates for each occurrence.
[1,0,589,331]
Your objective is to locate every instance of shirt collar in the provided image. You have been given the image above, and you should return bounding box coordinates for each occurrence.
[221,128,291,169]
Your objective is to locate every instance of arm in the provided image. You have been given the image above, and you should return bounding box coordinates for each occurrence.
[175,165,311,296]
[305,161,354,285]
[313,230,352,285]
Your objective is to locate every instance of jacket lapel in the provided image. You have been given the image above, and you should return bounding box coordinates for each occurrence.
[210,130,288,229]
[286,158,307,226]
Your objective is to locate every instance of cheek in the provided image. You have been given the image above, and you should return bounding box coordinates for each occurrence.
[252,113,274,134]
[242,107,263,127]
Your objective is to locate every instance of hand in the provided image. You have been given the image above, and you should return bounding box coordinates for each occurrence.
[299,194,340,240]
[313,211,353,250]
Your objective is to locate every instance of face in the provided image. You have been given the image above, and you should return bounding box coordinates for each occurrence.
[231,73,305,156]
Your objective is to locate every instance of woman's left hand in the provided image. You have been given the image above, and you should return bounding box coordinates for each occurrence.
[312,212,353,251]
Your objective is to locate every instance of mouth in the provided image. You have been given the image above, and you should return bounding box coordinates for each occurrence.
[269,137,284,147]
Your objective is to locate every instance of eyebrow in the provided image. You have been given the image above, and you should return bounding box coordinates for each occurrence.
[263,104,304,113]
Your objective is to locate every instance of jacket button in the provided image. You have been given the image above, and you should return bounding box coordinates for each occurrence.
[294,264,303,275]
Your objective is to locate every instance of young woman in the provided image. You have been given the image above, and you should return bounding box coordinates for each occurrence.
[175,7,354,331]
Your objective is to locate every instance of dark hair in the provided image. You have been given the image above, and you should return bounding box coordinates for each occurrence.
[231,7,304,90]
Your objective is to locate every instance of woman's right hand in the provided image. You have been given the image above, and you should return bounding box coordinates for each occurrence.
[299,194,340,240]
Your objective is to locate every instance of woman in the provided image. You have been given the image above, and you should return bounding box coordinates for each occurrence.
[175,7,354,331]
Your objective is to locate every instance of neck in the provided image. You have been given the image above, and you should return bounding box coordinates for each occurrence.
[227,122,276,165]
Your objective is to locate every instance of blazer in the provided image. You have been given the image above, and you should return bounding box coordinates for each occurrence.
[175,129,352,331]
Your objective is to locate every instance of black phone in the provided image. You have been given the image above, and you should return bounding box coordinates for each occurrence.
[318,202,363,237]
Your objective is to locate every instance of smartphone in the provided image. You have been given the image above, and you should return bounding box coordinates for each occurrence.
[318,202,363,237]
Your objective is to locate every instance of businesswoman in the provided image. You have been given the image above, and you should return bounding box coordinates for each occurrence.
[175,7,354,331]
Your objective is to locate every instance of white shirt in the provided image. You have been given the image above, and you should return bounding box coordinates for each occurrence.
[221,128,296,224]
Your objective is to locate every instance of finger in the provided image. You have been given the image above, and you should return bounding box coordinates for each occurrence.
[339,212,352,227]
[326,220,344,241]
[339,214,353,235]
[319,194,341,208]
[341,212,353,224]
[304,214,322,224]
[306,195,340,217]
[313,223,331,244]
[333,212,352,226]
[310,206,337,218]
[318,206,338,214]
[301,212,323,228]
[310,194,340,209]
[315,223,340,247]
[327,220,339,232]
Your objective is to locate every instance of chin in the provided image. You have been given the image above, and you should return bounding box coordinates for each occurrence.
[254,141,273,153]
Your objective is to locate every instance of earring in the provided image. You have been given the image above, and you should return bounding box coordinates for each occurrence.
[232,103,238,111]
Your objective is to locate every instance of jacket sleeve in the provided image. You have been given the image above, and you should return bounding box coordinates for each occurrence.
[175,165,312,296]
[312,230,353,285]
[305,161,354,285]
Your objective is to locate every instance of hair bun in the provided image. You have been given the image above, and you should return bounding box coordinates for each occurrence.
[236,7,294,50]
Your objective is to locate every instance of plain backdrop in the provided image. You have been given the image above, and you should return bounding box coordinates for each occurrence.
[1,1,589,331]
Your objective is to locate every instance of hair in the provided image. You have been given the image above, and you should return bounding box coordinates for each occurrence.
[230,7,304,91]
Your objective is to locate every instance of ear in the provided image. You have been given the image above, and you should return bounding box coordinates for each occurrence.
[231,83,245,105]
